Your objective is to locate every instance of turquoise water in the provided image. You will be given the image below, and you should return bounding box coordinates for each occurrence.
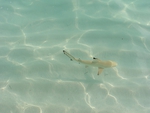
[0,0,150,113]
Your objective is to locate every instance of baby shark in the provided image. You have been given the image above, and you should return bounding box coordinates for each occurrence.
[63,50,117,75]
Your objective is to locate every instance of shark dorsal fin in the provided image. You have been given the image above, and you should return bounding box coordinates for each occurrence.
[93,57,101,62]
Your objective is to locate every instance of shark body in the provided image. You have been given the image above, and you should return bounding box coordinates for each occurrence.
[63,50,117,75]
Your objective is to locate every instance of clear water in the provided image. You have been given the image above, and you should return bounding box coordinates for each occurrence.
[0,0,150,113]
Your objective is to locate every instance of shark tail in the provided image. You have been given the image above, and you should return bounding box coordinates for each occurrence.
[63,50,77,61]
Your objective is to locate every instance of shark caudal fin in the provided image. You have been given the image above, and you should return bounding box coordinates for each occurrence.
[63,50,76,61]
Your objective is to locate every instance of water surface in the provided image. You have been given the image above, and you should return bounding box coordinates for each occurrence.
[0,0,150,113]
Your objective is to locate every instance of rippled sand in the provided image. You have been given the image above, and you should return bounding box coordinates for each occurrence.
[0,0,150,113]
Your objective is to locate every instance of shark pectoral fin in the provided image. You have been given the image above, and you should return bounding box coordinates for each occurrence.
[97,68,103,75]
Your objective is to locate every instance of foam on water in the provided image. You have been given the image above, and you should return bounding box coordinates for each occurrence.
[0,0,150,113]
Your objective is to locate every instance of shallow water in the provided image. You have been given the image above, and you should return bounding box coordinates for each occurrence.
[0,0,150,113]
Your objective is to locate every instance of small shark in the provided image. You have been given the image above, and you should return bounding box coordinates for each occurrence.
[63,50,117,75]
